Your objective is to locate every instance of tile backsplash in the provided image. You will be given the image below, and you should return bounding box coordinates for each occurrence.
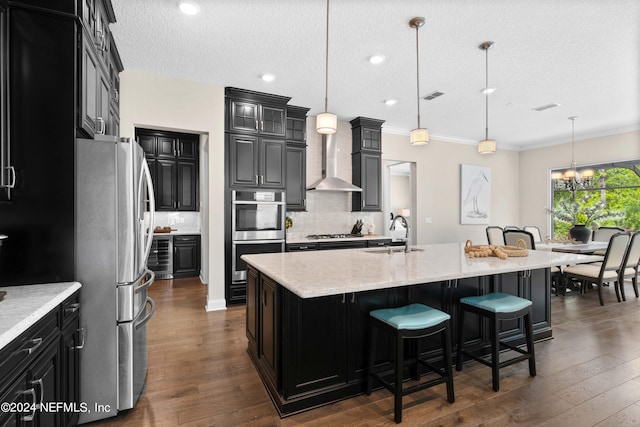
[286,191,384,236]
[154,211,201,232]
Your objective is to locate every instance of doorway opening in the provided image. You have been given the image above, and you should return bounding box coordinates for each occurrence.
[383,161,417,244]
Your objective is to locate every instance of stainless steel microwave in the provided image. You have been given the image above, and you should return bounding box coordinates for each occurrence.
[231,190,286,241]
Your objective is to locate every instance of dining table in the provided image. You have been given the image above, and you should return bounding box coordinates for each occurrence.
[535,241,609,254]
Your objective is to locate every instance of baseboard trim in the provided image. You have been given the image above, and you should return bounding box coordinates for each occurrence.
[206,297,227,312]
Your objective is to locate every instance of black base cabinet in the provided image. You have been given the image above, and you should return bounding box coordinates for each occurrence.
[0,291,81,427]
[173,235,201,278]
[247,266,552,417]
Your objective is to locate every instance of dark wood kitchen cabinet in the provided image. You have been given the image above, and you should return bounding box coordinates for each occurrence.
[225,88,290,190]
[0,290,81,427]
[285,106,309,211]
[135,128,199,211]
[77,0,120,138]
[173,235,201,278]
[228,134,285,189]
[0,1,8,201]
[351,117,385,212]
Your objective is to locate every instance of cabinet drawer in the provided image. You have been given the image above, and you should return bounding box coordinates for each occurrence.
[61,291,81,326]
[286,243,318,252]
[174,235,199,243]
[0,310,59,387]
[367,239,392,247]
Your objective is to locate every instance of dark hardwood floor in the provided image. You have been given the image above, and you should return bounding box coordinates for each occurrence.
[88,278,640,426]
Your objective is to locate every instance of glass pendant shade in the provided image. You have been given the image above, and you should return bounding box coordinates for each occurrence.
[478,139,496,154]
[316,112,337,134]
[410,128,429,145]
[580,169,594,178]
[551,171,563,180]
[563,169,576,179]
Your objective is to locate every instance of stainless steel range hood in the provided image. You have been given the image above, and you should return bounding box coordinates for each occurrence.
[307,133,362,192]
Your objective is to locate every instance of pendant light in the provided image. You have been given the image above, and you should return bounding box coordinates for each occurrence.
[478,41,496,154]
[316,0,337,134]
[409,17,428,145]
[556,116,594,188]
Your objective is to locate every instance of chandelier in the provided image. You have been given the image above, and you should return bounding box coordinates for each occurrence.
[552,116,593,191]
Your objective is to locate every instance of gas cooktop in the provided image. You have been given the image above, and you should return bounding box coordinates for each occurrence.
[306,234,363,239]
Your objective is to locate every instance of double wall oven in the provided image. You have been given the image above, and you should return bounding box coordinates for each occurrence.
[231,190,285,284]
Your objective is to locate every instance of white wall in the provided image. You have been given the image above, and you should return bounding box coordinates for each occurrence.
[381,133,521,245]
[519,130,640,238]
[119,70,226,311]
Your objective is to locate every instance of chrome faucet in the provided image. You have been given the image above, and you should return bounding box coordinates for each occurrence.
[390,215,411,253]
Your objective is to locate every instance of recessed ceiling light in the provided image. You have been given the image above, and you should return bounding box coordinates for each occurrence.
[261,73,276,82]
[178,1,201,15]
[384,99,397,106]
[369,55,385,64]
[481,87,497,94]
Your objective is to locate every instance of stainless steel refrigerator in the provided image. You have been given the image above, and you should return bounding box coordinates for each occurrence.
[76,136,156,423]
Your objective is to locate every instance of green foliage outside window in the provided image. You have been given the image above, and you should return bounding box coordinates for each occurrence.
[551,164,640,238]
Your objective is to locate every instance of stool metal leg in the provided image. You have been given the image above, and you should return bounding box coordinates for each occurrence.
[394,332,403,423]
[525,312,536,377]
[455,306,465,371]
[491,316,500,392]
[443,326,455,403]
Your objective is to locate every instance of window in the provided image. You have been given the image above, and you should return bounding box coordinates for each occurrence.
[551,160,640,238]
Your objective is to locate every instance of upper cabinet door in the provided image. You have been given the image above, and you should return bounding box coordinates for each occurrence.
[80,36,98,136]
[229,100,260,134]
[178,137,198,160]
[260,139,285,189]
[361,128,381,151]
[260,105,286,137]
[156,136,176,158]
[228,134,259,188]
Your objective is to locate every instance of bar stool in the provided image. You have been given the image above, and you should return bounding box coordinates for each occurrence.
[456,292,536,392]
[366,303,455,424]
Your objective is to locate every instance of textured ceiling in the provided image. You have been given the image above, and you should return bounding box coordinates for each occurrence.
[110,0,640,150]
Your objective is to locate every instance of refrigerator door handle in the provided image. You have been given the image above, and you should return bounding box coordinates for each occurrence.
[135,297,156,331]
[140,159,156,264]
[135,269,155,294]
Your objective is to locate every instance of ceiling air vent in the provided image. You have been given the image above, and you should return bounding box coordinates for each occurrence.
[423,90,444,101]
[532,103,561,111]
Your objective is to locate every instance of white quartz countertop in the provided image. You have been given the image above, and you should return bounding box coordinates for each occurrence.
[242,243,601,298]
[286,233,392,244]
[153,230,200,236]
[0,282,82,349]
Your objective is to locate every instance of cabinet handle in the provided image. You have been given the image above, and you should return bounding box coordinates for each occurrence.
[113,88,119,102]
[362,200,365,208]
[303,199,306,207]
[95,29,106,51]
[341,294,346,304]
[21,388,37,422]
[2,166,16,189]
[96,117,106,135]
[31,377,44,409]
[173,141,177,157]
[22,337,43,355]
[74,328,87,350]
[65,303,80,314]
[260,176,264,185]
[255,120,259,130]
[350,293,355,304]
[261,121,264,131]
[299,246,308,250]
[255,175,259,184]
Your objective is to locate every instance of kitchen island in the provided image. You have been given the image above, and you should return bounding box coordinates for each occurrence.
[242,243,600,416]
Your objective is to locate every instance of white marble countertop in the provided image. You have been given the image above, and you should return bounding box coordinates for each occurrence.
[286,232,392,244]
[0,282,82,349]
[242,243,601,298]
[153,230,200,236]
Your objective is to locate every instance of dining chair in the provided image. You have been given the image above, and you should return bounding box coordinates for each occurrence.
[562,231,631,305]
[486,226,505,245]
[618,231,640,300]
[591,226,625,255]
[523,226,542,242]
[503,230,536,250]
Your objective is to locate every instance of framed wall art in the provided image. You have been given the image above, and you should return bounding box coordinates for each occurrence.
[460,164,491,224]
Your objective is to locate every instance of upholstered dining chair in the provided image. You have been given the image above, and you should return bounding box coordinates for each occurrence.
[618,231,640,300]
[523,226,542,243]
[591,226,625,255]
[562,231,631,305]
[486,226,505,245]
[503,230,536,250]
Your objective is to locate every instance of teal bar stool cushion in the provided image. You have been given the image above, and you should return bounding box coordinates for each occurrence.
[460,292,531,313]
[370,303,450,330]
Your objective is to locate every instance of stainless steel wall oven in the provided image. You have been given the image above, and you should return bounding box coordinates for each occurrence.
[231,190,285,283]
